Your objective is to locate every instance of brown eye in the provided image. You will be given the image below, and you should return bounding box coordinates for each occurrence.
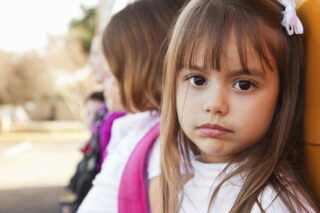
[234,80,254,90]
[190,75,206,86]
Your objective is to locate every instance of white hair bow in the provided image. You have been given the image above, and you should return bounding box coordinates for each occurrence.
[278,0,304,35]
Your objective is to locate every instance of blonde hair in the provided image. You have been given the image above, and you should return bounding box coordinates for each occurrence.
[102,0,187,113]
[161,0,319,212]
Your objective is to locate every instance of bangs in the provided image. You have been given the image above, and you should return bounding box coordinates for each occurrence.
[173,0,286,74]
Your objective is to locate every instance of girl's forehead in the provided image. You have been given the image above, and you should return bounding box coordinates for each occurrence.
[170,0,286,78]
[181,31,276,74]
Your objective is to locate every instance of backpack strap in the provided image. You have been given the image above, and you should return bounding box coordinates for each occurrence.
[118,122,160,213]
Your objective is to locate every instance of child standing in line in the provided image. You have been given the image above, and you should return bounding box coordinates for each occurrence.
[160,0,319,212]
[77,0,187,213]
[60,91,105,213]
[60,89,125,213]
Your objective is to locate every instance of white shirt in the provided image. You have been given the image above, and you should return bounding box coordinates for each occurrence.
[179,157,312,213]
[77,111,161,213]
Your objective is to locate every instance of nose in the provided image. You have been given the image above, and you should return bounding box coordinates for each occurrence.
[203,85,228,115]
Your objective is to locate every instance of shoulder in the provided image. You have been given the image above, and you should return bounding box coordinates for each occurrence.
[253,185,317,213]
[100,112,126,133]
[147,137,161,179]
[252,185,289,213]
[107,114,133,143]
[113,111,159,134]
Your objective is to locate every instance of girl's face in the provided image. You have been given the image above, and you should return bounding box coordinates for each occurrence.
[176,35,280,163]
[84,100,103,130]
[103,74,124,112]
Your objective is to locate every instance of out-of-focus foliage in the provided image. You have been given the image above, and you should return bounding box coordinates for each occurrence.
[0,35,88,105]
[46,35,87,70]
[69,6,96,54]
[0,5,98,120]
[0,52,14,104]
[0,51,52,104]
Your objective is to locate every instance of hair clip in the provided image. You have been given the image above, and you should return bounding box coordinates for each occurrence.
[278,0,303,35]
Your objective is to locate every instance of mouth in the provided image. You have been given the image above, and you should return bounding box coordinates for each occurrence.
[196,123,233,137]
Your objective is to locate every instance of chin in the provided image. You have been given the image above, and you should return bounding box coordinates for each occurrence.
[203,138,226,151]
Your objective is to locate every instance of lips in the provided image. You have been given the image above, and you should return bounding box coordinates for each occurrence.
[196,123,233,137]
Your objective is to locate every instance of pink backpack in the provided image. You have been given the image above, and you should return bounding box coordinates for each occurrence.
[118,122,160,213]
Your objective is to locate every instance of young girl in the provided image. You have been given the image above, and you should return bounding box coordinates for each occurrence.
[161,0,320,212]
[77,0,187,212]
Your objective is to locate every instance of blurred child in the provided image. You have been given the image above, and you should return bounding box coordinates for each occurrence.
[77,0,187,212]
[160,0,319,212]
[60,91,104,213]
[84,92,105,130]
[60,91,125,213]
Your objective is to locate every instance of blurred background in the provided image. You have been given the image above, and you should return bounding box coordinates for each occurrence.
[0,0,130,212]
[0,1,319,212]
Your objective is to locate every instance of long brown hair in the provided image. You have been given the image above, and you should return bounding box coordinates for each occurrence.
[161,0,319,212]
[102,0,187,113]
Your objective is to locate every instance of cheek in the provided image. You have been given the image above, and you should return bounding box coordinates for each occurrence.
[176,82,200,133]
[176,88,185,119]
[88,114,95,127]
[84,110,95,129]
[104,79,115,103]
[107,85,123,111]
[176,82,188,131]
[176,82,191,123]
[112,88,121,106]
[234,90,278,143]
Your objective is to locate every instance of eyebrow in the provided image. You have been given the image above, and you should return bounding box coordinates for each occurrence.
[227,68,266,79]
[182,65,205,72]
[181,65,266,79]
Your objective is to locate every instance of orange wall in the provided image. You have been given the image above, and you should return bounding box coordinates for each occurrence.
[298,0,320,203]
